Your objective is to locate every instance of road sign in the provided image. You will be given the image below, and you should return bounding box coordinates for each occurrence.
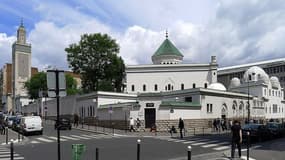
[47,70,66,97]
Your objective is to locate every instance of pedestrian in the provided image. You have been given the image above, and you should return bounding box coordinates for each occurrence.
[231,120,242,159]
[136,118,141,131]
[73,114,79,127]
[178,118,184,139]
[213,119,217,132]
[129,117,135,132]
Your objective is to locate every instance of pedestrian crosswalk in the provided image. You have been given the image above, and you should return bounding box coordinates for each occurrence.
[28,134,123,144]
[0,146,24,160]
[154,136,231,151]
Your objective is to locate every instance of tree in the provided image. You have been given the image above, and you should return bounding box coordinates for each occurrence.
[65,33,125,93]
[25,72,78,99]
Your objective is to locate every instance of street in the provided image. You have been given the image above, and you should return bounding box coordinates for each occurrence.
[0,122,284,160]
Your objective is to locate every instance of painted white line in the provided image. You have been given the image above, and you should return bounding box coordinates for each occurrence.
[241,156,256,160]
[202,142,229,148]
[0,154,19,157]
[80,134,98,138]
[36,137,54,143]
[48,136,67,141]
[30,140,40,144]
[172,140,187,143]
[0,157,24,160]
[182,141,195,144]
[213,146,230,150]
[61,136,79,140]
[0,152,11,154]
[191,142,207,146]
[70,135,90,140]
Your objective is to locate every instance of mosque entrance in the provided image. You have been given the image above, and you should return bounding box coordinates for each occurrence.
[145,108,156,128]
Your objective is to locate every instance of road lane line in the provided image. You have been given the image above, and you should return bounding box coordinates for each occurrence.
[36,137,54,143]
[202,142,229,148]
[213,146,230,150]
[241,156,256,160]
[48,136,67,141]
[0,157,24,160]
[61,136,80,140]
[0,154,19,157]
[182,141,195,144]
[70,135,90,139]
[172,140,187,142]
[191,142,207,146]
[30,140,40,144]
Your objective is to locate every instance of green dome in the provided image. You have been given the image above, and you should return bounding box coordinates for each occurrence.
[152,39,183,57]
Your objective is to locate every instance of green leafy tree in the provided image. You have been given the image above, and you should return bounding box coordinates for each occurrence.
[65,33,125,93]
[25,72,78,99]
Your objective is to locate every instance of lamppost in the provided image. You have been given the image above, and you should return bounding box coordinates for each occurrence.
[247,72,252,123]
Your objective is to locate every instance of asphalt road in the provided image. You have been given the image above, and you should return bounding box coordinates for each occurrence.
[7,122,235,160]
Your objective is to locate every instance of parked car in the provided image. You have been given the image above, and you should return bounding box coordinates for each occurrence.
[55,118,72,130]
[20,116,43,135]
[6,116,16,128]
[242,123,271,142]
[266,122,285,138]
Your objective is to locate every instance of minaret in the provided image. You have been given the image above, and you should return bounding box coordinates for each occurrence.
[12,19,32,113]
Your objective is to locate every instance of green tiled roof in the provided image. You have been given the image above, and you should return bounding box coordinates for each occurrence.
[153,39,183,57]
[160,101,201,108]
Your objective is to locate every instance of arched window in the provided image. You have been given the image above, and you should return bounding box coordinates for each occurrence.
[154,84,158,91]
[171,86,174,90]
[193,83,196,88]
[168,84,171,90]
[204,83,208,88]
[165,86,167,90]
[143,84,146,91]
[131,85,135,91]
[181,84,184,90]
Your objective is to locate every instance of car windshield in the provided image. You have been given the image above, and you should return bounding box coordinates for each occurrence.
[242,124,260,129]
[267,123,280,129]
[8,117,16,121]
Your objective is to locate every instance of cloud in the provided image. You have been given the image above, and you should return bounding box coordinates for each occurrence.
[0,33,16,67]
[2,0,285,70]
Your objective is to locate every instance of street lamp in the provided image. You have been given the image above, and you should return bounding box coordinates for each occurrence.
[247,72,253,123]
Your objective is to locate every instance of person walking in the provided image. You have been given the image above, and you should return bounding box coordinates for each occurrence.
[73,114,79,127]
[129,117,135,132]
[231,120,242,159]
[178,118,184,139]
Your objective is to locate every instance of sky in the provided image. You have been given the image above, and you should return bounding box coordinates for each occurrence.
[1,0,285,70]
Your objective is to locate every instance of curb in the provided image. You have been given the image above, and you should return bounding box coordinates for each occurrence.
[1,128,29,146]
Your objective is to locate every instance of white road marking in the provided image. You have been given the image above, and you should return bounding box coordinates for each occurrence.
[241,156,256,160]
[202,142,229,148]
[213,146,230,150]
[31,140,40,144]
[182,141,196,144]
[61,136,79,140]
[70,135,90,140]
[48,136,67,141]
[0,154,20,157]
[0,157,24,160]
[36,137,54,143]
[191,142,207,146]
[172,140,187,143]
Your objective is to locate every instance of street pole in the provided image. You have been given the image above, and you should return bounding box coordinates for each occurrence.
[56,70,61,160]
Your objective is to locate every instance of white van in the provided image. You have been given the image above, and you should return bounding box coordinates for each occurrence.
[20,116,43,135]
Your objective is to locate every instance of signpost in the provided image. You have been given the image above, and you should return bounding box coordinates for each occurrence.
[109,106,113,128]
[47,70,66,160]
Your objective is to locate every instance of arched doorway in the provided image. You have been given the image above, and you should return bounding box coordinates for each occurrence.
[221,104,228,119]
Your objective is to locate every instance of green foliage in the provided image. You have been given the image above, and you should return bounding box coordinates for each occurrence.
[65,33,125,93]
[25,72,78,99]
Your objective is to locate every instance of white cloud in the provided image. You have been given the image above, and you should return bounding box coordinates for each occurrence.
[2,0,285,70]
[0,33,16,67]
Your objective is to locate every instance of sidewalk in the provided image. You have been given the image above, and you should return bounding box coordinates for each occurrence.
[0,128,27,146]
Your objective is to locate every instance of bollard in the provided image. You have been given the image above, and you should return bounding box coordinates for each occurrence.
[187,146,191,160]
[247,131,250,160]
[18,132,20,142]
[96,148,99,160]
[6,127,8,144]
[112,126,114,136]
[137,139,141,160]
[10,140,14,160]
